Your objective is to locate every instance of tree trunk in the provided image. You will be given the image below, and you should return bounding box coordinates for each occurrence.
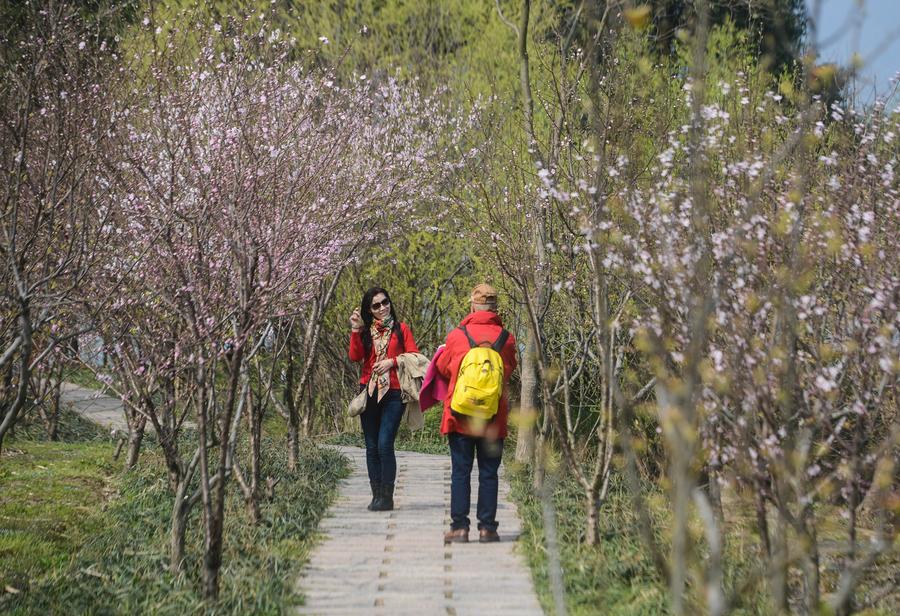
[47,376,61,441]
[34,368,63,440]
[249,416,260,496]
[283,331,300,471]
[754,486,771,557]
[232,457,261,525]
[170,497,188,574]
[802,516,821,613]
[203,552,220,600]
[202,343,244,600]
[771,516,790,613]
[585,488,600,546]
[47,415,58,441]
[166,444,198,574]
[300,398,312,437]
[125,415,147,469]
[244,394,262,524]
[287,418,299,471]
[515,333,538,465]
[707,464,724,527]
[0,308,33,455]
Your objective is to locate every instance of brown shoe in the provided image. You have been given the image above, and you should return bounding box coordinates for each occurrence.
[479,529,500,543]
[443,528,469,544]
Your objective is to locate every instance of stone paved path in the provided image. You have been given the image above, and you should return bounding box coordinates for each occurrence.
[59,382,128,432]
[295,446,544,616]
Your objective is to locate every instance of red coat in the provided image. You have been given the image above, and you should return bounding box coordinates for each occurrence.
[348,322,419,390]
[435,311,517,439]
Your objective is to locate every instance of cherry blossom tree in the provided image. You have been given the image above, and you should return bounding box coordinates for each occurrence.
[533,37,898,616]
[469,2,897,612]
[0,1,121,452]
[87,13,464,598]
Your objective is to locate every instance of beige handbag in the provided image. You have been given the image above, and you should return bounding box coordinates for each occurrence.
[348,388,368,417]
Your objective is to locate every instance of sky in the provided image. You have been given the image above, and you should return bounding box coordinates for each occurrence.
[807,0,900,104]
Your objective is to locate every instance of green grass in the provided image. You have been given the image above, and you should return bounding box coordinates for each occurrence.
[509,464,899,616]
[7,400,109,443]
[0,438,118,596]
[510,468,670,616]
[395,408,449,454]
[1,424,348,614]
[63,364,105,390]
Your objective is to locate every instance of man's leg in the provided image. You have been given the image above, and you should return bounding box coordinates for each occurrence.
[475,437,503,536]
[448,432,476,530]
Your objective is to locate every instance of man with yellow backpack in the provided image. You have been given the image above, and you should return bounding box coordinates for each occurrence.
[435,284,517,544]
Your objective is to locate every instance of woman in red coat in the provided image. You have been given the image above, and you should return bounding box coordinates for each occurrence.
[348,286,419,511]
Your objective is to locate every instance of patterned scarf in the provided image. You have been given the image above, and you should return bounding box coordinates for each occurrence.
[367,316,394,402]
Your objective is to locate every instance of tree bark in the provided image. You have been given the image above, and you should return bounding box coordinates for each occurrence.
[47,375,61,441]
[283,331,300,471]
[202,341,244,600]
[585,488,600,546]
[0,308,33,454]
[33,372,63,441]
[515,334,538,464]
[125,414,147,469]
[170,498,189,574]
[510,0,548,470]
[287,419,300,471]
[243,383,262,523]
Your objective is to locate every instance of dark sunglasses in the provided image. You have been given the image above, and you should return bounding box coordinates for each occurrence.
[370,299,391,310]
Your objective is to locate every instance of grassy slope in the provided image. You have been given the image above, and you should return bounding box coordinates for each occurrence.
[1,406,348,615]
[0,438,116,596]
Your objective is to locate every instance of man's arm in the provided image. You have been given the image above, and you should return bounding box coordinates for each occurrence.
[503,334,518,377]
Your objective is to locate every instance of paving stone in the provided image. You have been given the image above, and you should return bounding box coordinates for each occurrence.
[295,446,543,615]
[59,382,129,432]
[60,382,198,434]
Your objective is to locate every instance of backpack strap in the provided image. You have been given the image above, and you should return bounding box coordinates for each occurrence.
[459,326,509,352]
[459,326,478,349]
[491,329,510,353]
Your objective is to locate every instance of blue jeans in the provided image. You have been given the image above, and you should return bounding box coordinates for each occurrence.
[360,388,404,485]
[448,432,503,532]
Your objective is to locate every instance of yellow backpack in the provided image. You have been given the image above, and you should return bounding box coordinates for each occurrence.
[450,326,510,421]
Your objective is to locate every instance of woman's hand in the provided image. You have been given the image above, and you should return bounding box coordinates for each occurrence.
[349,308,363,331]
[372,358,394,376]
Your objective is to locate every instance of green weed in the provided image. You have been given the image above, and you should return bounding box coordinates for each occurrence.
[1,437,348,615]
[510,468,670,616]
[0,440,117,596]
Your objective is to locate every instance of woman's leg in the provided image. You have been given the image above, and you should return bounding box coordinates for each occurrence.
[359,392,382,484]
[376,390,405,485]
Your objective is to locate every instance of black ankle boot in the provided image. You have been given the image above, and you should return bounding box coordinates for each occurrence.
[367,481,382,511]
[376,482,394,511]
